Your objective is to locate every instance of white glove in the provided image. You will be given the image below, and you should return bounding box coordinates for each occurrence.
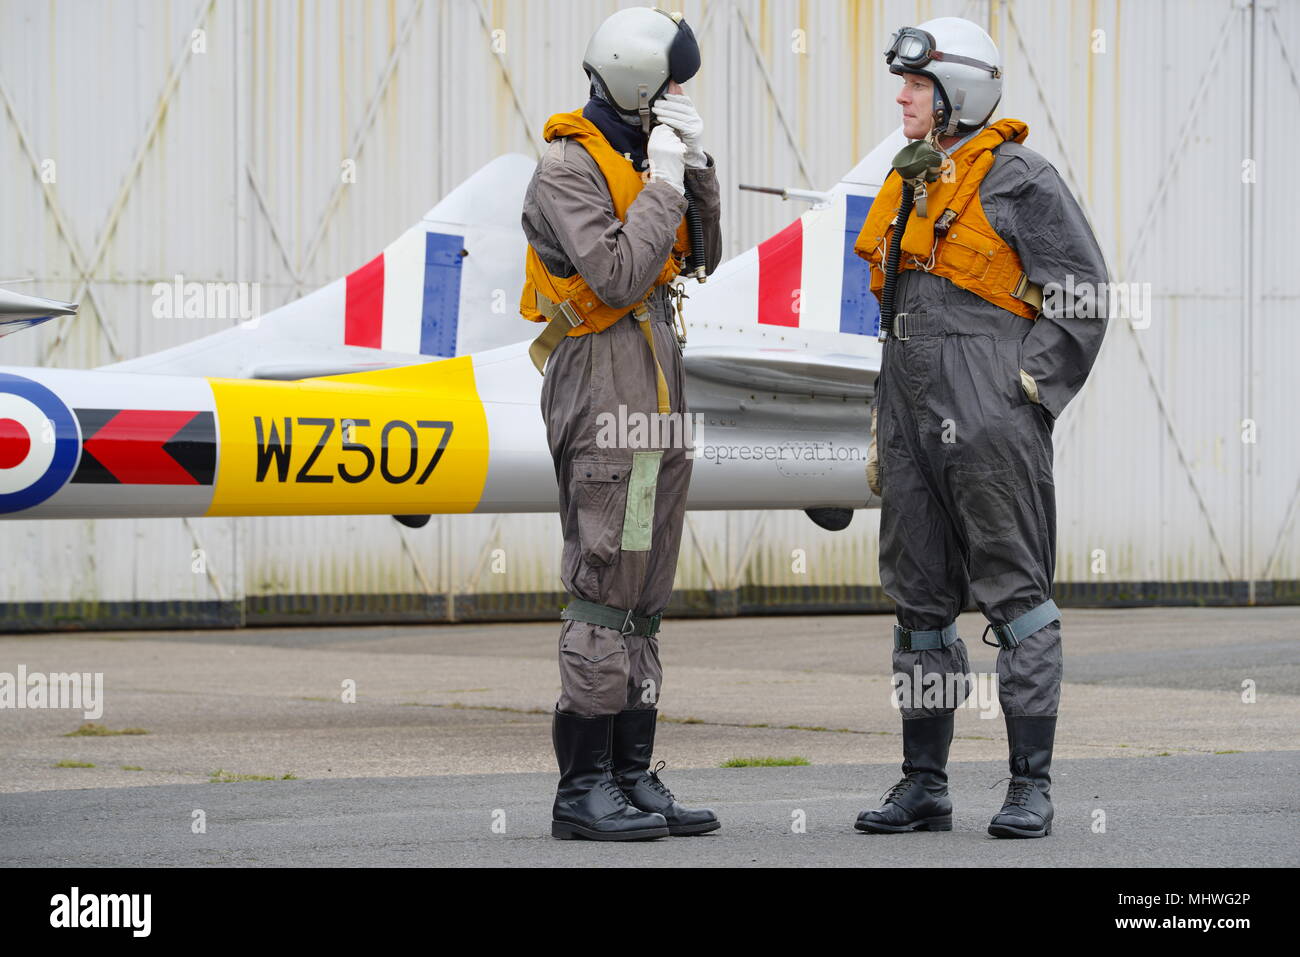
[652,92,707,168]
[647,124,686,195]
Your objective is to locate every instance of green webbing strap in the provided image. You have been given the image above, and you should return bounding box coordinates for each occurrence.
[529,291,666,382]
[893,621,959,652]
[562,598,662,638]
[982,598,1061,649]
[529,293,584,375]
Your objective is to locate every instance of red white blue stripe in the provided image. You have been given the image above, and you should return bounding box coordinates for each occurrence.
[344,227,465,357]
[757,193,878,336]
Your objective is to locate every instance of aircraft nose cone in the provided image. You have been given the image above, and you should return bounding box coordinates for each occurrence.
[0,417,31,469]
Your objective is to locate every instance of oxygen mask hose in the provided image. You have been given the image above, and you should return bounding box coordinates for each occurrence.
[683,181,707,281]
[878,182,915,342]
[878,137,944,342]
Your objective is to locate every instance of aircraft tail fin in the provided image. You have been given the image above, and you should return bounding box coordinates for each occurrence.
[104,153,536,378]
[257,152,537,362]
[733,125,906,338]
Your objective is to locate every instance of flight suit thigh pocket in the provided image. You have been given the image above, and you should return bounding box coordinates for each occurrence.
[621,450,663,552]
[572,458,629,566]
[559,626,629,715]
[953,466,1019,555]
[952,464,1039,586]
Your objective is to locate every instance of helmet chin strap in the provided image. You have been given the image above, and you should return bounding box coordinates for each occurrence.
[637,83,653,134]
[932,86,961,137]
[945,86,966,135]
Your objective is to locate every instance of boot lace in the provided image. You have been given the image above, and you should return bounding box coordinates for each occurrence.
[645,760,677,801]
[880,777,914,805]
[989,776,1034,807]
[598,769,630,807]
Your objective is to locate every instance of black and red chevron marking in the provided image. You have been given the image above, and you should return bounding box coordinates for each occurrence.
[72,409,217,486]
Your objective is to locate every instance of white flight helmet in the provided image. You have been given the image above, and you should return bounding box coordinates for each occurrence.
[583,7,701,133]
[886,17,1002,136]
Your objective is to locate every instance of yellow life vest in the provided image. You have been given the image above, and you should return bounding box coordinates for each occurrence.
[853,118,1042,321]
[519,110,691,337]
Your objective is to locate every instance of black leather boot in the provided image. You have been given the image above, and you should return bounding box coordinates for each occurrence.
[551,709,669,841]
[855,712,954,833]
[988,714,1056,839]
[612,708,720,836]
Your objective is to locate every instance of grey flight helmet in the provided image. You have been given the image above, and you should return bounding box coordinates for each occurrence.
[886,17,1002,137]
[583,7,701,134]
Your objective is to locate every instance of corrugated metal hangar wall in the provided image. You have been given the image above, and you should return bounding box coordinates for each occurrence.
[1,0,1296,630]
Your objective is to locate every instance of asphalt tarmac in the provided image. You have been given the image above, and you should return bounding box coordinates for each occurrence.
[1,607,1296,867]
[1,753,1296,867]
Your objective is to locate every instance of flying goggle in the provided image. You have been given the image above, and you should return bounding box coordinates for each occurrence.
[885,27,1000,77]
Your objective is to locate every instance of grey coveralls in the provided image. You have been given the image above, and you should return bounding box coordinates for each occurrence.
[522,135,722,717]
[876,139,1108,719]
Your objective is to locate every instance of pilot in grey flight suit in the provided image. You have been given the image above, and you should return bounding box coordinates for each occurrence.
[520,7,722,842]
[855,17,1109,839]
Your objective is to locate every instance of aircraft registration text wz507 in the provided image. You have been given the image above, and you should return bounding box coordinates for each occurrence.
[250,416,454,485]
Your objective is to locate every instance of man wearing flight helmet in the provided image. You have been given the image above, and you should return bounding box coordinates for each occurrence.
[853,18,1108,838]
[520,6,722,842]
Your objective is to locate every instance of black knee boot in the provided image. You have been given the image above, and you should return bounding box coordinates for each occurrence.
[611,708,720,836]
[855,712,954,833]
[988,714,1056,838]
[551,709,669,841]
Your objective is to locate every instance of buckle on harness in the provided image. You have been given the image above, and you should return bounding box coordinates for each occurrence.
[893,313,910,341]
[621,609,662,637]
[1011,272,1045,316]
[558,300,584,328]
[981,599,1062,650]
[896,626,915,652]
[982,622,1016,649]
[667,282,689,349]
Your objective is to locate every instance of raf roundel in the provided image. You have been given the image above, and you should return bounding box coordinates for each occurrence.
[0,373,81,514]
